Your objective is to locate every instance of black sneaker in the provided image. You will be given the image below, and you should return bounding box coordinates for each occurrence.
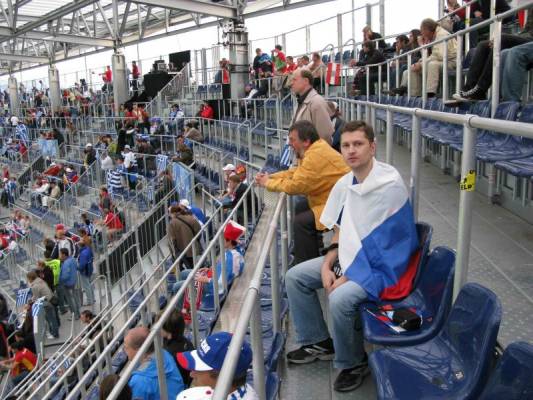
[452,85,487,102]
[286,338,335,364]
[333,355,370,392]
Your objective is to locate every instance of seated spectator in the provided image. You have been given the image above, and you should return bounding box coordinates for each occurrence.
[99,374,132,400]
[100,150,114,171]
[392,18,457,97]
[198,102,214,120]
[167,205,201,270]
[255,120,349,264]
[452,7,533,102]
[172,136,193,166]
[44,180,61,208]
[328,102,346,153]
[99,186,112,212]
[177,332,255,399]
[286,56,297,73]
[350,41,386,96]
[160,310,194,386]
[169,104,185,135]
[106,160,125,194]
[468,0,513,47]
[184,120,203,142]
[173,221,245,310]
[285,121,418,392]
[26,271,58,339]
[83,143,97,170]
[155,169,174,203]
[124,327,184,399]
[501,40,533,102]
[98,208,124,243]
[122,145,138,190]
[221,163,236,190]
[0,341,37,386]
[13,330,36,355]
[179,199,207,225]
[362,25,386,50]
[43,162,61,177]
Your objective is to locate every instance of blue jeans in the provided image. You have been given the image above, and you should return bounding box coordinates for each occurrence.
[501,42,533,102]
[79,274,95,305]
[285,256,367,370]
[56,284,80,318]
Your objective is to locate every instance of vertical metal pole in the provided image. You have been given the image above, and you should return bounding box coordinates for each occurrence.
[280,199,289,275]
[490,0,496,36]
[210,246,220,311]
[456,34,463,94]
[453,123,476,300]
[386,62,390,92]
[442,38,449,103]
[407,53,412,98]
[395,58,400,90]
[337,14,343,52]
[465,5,471,53]
[188,278,200,346]
[386,109,393,165]
[153,335,169,400]
[250,298,267,400]
[270,232,280,333]
[379,0,385,36]
[357,103,362,120]
[491,20,502,118]
[438,0,445,19]
[218,233,228,293]
[351,0,355,42]
[365,66,370,99]
[410,114,421,220]
[421,48,428,108]
[378,65,382,103]
[365,3,372,28]
[305,25,311,54]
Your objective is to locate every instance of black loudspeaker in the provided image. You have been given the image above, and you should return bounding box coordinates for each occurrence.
[169,51,191,70]
[222,83,231,99]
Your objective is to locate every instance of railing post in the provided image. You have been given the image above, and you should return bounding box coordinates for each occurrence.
[465,4,471,53]
[153,334,169,400]
[379,0,385,36]
[421,48,428,108]
[337,14,343,52]
[442,37,449,103]
[270,230,280,333]
[407,53,412,98]
[456,34,463,94]
[453,123,476,300]
[280,198,289,275]
[250,297,267,400]
[410,113,421,220]
[491,20,502,118]
[386,108,393,165]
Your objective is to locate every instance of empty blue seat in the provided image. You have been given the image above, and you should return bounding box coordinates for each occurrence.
[266,372,280,400]
[342,50,352,64]
[321,54,330,64]
[361,246,455,346]
[478,341,533,400]
[370,283,502,400]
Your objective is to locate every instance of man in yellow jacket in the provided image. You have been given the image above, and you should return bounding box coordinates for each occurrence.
[255,120,350,264]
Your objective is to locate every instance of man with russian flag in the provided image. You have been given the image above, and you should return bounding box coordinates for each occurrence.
[285,120,419,392]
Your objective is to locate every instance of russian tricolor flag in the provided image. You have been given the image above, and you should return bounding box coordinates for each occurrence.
[321,160,419,300]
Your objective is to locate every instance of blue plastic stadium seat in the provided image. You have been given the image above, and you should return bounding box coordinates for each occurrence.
[370,283,502,400]
[361,246,455,346]
[266,332,285,372]
[342,50,352,64]
[478,341,533,400]
[266,372,280,400]
[321,54,330,64]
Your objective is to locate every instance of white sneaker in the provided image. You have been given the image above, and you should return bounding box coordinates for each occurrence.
[47,333,55,340]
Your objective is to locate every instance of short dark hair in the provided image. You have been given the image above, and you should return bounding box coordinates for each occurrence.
[363,40,376,52]
[341,121,375,142]
[302,55,309,62]
[396,34,409,44]
[298,69,314,86]
[288,120,320,144]
[99,374,132,400]
[59,248,70,257]
[162,311,186,340]
[275,44,282,50]
[81,310,95,320]
[11,341,25,351]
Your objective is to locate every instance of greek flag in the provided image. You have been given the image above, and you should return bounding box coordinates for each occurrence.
[32,296,45,317]
[147,185,155,202]
[106,168,123,194]
[279,144,293,169]
[16,287,31,307]
[16,311,26,329]
[156,154,168,175]
[15,124,29,146]
[320,160,419,300]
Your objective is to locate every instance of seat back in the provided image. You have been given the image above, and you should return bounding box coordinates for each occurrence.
[479,341,533,400]
[414,246,455,321]
[441,283,502,397]
[470,100,491,117]
[518,103,533,124]
[481,101,520,141]
[380,222,433,300]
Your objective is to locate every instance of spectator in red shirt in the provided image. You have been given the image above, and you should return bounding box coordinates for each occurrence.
[286,56,297,73]
[0,341,37,385]
[2,166,9,181]
[272,45,287,74]
[103,66,112,83]
[198,102,214,119]
[43,162,62,177]
[99,208,124,242]
[131,61,140,92]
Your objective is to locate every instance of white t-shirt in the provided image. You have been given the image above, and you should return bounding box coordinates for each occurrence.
[227,384,259,400]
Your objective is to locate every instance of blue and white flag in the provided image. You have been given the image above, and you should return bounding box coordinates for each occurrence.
[279,144,293,169]
[32,296,46,317]
[16,287,32,307]
[15,123,29,146]
[320,159,419,300]
[156,154,168,175]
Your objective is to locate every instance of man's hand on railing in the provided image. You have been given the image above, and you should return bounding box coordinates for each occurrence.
[254,172,269,187]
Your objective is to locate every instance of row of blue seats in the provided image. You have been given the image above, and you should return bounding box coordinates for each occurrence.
[194,164,220,193]
[262,153,287,174]
[196,84,222,94]
[203,137,250,161]
[374,95,533,178]
[321,50,355,66]
[359,222,533,399]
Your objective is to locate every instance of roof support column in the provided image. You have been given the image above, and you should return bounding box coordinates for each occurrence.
[8,75,18,115]
[48,64,61,115]
[112,52,128,115]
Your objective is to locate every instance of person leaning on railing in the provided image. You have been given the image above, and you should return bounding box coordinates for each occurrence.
[255,120,350,265]
[349,40,386,96]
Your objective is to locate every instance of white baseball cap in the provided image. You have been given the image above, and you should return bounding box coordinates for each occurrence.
[85,143,92,147]
[179,199,190,208]
[176,387,213,400]
[222,163,236,171]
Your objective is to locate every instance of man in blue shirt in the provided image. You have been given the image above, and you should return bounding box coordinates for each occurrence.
[57,248,81,319]
[125,326,184,400]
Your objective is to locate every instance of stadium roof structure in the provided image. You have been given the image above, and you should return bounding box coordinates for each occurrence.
[0,0,334,73]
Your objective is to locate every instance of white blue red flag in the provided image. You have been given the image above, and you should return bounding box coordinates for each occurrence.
[320,159,419,300]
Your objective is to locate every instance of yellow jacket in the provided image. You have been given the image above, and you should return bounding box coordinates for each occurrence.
[266,139,350,230]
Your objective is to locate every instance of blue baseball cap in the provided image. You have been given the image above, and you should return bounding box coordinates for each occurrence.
[177,332,252,377]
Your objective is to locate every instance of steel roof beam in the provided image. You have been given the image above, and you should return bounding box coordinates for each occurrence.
[0,52,47,62]
[131,0,236,19]
[0,27,114,46]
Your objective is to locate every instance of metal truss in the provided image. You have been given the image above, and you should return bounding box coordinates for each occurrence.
[0,0,334,73]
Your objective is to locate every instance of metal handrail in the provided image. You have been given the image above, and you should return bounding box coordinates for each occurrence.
[87,179,263,400]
